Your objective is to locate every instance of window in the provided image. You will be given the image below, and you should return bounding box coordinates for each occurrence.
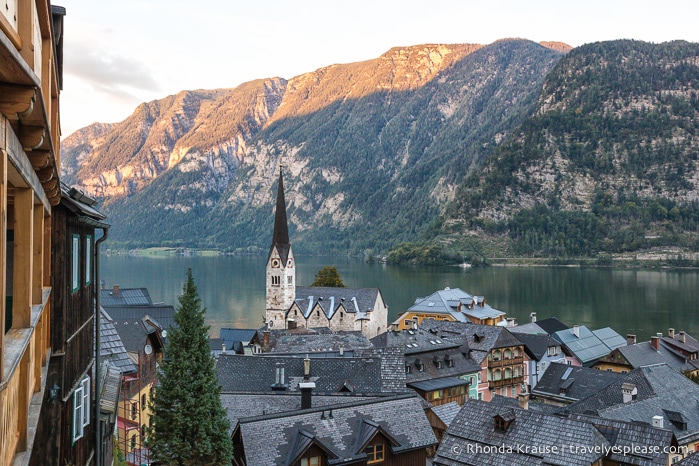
[142,393,147,409]
[72,376,90,442]
[72,235,80,292]
[272,275,280,286]
[288,275,293,285]
[131,402,138,419]
[85,235,92,285]
[130,435,137,451]
[504,349,512,359]
[494,417,507,432]
[547,346,558,356]
[300,457,320,466]
[405,365,411,374]
[492,350,501,361]
[366,443,385,463]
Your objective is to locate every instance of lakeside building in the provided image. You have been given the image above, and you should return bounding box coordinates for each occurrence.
[391,287,506,331]
[265,168,388,338]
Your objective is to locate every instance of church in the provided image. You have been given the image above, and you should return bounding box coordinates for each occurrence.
[265,168,388,338]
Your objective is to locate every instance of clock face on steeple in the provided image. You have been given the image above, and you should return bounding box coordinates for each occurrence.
[271,258,280,268]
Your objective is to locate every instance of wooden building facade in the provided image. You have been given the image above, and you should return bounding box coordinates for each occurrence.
[1,1,65,465]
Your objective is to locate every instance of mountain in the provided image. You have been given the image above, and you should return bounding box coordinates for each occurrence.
[62,39,565,253]
[441,40,699,258]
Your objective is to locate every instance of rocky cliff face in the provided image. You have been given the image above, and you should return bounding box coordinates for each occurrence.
[61,39,566,252]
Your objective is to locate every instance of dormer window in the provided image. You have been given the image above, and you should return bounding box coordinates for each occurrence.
[494,411,515,432]
[300,456,320,466]
[405,365,411,374]
[434,356,442,369]
[366,442,385,464]
[494,417,507,432]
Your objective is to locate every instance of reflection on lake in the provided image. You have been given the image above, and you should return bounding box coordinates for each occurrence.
[100,254,699,341]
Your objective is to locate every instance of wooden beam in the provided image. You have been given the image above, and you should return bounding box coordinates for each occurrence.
[18,124,45,151]
[28,150,51,170]
[0,148,7,377]
[33,203,43,305]
[0,84,35,118]
[4,119,50,212]
[13,187,33,328]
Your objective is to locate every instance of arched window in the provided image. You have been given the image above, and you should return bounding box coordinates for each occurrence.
[504,349,512,359]
[504,368,512,379]
[493,369,501,381]
[514,347,521,357]
[492,350,501,361]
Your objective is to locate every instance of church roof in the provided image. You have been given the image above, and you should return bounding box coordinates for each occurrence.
[293,287,384,320]
[269,168,291,263]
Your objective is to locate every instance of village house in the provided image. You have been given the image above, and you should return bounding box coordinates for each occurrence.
[565,363,699,458]
[110,311,165,465]
[26,183,108,465]
[371,327,481,404]
[551,324,627,366]
[531,362,623,406]
[433,398,676,466]
[509,313,567,389]
[265,168,387,338]
[231,393,437,466]
[391,287,506,330]
[595,330,699,374]
[419,319,527,401]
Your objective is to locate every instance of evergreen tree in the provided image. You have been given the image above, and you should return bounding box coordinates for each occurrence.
[149,269,231,466]
[310,266,346,287]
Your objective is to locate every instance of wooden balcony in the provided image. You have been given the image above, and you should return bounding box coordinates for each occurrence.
[489,375,524,388]
[1,288,51,466]
[488,356,524,368]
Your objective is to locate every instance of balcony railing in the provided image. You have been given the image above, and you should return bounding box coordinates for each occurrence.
[489,376,524,388]
[1,288,51,466]
[488,356,524,368]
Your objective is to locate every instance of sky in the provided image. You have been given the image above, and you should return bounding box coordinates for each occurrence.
[57,0,699,138]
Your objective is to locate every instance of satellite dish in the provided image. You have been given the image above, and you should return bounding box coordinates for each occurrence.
[144,344,153,355]
[161,330,168,338]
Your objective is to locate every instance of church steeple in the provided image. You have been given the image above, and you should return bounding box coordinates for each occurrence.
[272,166,289,248]
[266,163,295,328]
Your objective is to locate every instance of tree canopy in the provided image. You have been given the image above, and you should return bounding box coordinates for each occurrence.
[149,269,231,466]
[311,266,346,287]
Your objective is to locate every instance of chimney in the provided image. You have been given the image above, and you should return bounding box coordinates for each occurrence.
[221,343,226,354]
[263,330,270,348]
[304,356,311,378]
[572,325,580,338]
[288,319,297,330]
[679,331,687,343]
[113,284,120,295]
[652,415,664,429]
[622,383,637,403]
[530,312,537,323]
[650,336,660,351]
[668,328,675,339]
[300,381,315,409]
[506,317,516,327]
[627,334,636,346]
[339,344,344,356]
[656,332,663,339]
[518,392,530,410]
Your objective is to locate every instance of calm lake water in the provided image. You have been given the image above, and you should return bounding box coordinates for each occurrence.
[100,254,699,341]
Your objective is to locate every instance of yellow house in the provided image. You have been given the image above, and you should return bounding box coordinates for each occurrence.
[392,287,506,331]
[1,1,64,465]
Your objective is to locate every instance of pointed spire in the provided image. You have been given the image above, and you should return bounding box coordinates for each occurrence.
[272,164,289,247]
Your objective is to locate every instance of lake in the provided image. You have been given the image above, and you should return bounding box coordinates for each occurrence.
[100,254,699,341]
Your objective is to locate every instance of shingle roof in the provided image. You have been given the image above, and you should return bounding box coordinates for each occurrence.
[615,340,694,371]
[266,331,373,354]
[404,287,504,323]
[512,332,554,361]
[434,399,610,466]
[567,414,675,466]
[419,319,523,364]
[219,328,258,348]
[217,350,406,395]
[575,364,699,444]
[532,362,623,403]
[103,305,176,334]
[100,287,153,306]
[535,317,570,334]
[221,393,383,433]
[293,286,384,320]
[678,453,699,465]
[100,308,137,374]
[431,402,462,428]
[111,315,164,354]
[408,377,470,392]
[236,393,436,466]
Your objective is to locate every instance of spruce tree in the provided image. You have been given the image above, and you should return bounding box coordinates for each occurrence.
[149,268,231,466]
